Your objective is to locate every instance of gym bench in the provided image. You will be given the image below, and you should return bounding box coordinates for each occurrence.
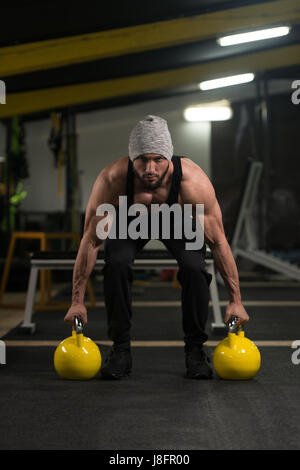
[21,249,225,334]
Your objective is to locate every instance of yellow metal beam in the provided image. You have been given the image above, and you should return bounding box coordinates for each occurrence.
[0,43,299,118]
[0,0,299,77]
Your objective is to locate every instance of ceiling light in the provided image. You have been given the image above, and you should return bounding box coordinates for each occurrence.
[217,26,290,47]
[184,101,233,122]
[199,73,254,90]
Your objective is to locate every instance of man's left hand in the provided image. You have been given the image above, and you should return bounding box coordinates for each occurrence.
[224,302,249,327]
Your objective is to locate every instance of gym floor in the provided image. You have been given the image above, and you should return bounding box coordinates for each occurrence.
[1,271,300,450]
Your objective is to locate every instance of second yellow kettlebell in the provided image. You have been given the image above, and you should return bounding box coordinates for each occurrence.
[54,316,101,380]
[213,316,261,380]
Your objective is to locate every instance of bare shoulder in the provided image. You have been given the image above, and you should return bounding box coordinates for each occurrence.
[87,157,128,211]
[97,156,128,185]
[181,157,200,172]
[180,157,216,206]
[181,157,210,182]
[83,157,128,235]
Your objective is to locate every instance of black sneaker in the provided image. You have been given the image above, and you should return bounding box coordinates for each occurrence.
[101,343,132,380]
[185,344,213,380]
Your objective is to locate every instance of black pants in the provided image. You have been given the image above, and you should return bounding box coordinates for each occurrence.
[102,233,212,347]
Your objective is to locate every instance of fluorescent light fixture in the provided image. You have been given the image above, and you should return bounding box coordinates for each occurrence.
[184,101,233,122]
[199,73,254,90]
[217,26,290,47]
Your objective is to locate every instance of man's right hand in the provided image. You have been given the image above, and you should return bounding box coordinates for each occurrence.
[64,303,87,325]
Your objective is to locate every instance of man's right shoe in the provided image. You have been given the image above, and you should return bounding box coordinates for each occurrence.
[185,344,213,380]
[100,343,132,380]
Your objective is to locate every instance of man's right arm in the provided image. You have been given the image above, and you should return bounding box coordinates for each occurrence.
[64,167,118,325]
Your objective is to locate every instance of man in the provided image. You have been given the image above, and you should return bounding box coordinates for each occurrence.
[64,115,249,380]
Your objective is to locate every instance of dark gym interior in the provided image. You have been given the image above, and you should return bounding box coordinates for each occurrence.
[0,0,300,454]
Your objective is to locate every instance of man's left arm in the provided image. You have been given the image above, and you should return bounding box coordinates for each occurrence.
[201,181,249,327]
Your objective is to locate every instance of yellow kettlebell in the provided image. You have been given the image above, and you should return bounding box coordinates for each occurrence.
[213,316,261,380]
[54,316,101,380]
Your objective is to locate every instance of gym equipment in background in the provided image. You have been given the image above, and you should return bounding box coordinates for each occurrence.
[20,249,225,334]
[231,160,300,281]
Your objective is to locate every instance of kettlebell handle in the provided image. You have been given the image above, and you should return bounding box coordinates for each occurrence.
[228,316,242,333]
[73,316,83,335]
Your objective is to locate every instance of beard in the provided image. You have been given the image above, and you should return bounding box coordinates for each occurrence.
[133,163,170,190]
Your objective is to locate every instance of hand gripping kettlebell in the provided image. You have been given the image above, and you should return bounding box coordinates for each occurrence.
[212,316,261,380]
[54,316,102,380]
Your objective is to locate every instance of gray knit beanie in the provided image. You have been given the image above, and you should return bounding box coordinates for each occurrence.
[128,115,174,161]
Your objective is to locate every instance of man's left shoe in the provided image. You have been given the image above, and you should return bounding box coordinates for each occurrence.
[185,344,213,379]
[100,342,132,380]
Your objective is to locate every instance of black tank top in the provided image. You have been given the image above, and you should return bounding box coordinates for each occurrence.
[112,156,204,250]
[123,156,186,240]
[126,155,183,207]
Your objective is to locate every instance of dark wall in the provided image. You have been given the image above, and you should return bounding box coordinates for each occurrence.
[211,91,300,251]
[267,93,300,250]
[211,100,258,243]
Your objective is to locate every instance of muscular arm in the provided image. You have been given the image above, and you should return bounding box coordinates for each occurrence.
[64,163,123,324]
[71,213,103,306]
[181,159,249,325]
[203,185,241,303]
[203,179,249,325]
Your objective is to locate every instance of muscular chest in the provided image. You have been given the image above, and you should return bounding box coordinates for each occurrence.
[133,189,178,206]
[133,184,186,209]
